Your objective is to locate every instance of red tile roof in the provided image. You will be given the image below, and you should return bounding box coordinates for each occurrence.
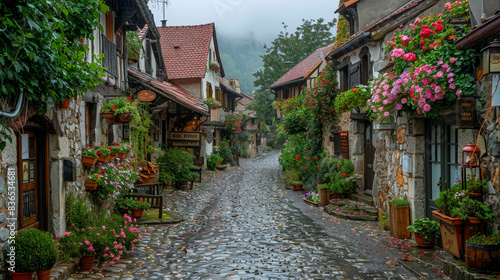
[157,23,216,80]
[138,24,148,40]
[128,67,209,115]
[270,43,335,89]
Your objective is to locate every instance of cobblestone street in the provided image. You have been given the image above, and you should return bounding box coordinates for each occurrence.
[68,150,423,280]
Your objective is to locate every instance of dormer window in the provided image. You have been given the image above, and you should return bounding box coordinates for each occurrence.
[335,0,359,36]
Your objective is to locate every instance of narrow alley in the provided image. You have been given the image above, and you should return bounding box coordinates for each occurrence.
[64,151,430,280]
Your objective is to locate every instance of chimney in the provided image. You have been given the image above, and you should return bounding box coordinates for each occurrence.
[161,20,167,27]
[229,79,241,93]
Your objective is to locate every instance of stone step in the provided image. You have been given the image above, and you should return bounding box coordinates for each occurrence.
[348,193,375,207]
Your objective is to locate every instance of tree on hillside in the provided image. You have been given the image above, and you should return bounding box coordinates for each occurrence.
[251,18,336,123]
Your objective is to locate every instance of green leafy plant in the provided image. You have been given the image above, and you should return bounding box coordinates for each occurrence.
[207,153,224,171]
[100,97,139,116]
[467,231,500,245]
[449,196,494,220]
[407,218,440,243]
[127,30,142,61]
[466,176,487,193]
[159,148,198,182]
[334,85,371,114]
[130,102,152,162]
[380,214,390,231]
[13,229,59,272]
[122,198,151,210]
[390,197,410,207]
[304,192,319,203]
[219,140,235,165]
[323,158,356,194]
[204,98,222,109]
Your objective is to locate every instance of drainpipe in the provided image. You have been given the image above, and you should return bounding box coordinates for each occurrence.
[0,90,24,118]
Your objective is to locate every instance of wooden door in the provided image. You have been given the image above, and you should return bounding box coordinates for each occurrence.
[425,118,459,218]
[364,122,375,196]
[18,130,38,228]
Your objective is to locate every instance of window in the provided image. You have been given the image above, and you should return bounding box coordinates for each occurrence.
[360,47,372,85]
[206,82,213,99]
[145,39,152,74]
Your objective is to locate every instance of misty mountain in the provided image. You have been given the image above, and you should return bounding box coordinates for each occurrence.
[218,34,267,96]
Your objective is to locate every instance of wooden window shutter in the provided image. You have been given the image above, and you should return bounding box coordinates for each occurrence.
[106,12,114,42]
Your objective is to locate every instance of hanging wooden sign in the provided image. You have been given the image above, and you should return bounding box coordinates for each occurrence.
[456,97,476,129]
[340,131,350,159]
[137,90,156,102]
[168,132,201,148]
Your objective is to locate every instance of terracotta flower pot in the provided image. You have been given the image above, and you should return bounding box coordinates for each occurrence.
[58,97,71,109]
[79,254,95,270]
[9,271,34,280]
[414,232,435,248]
[292,184,303,191]
[82,155,98,167]
[96,154,111,164]
[36,268,52,280]
[131,208,144,219]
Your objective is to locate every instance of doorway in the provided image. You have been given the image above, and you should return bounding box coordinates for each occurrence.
[17,128,49,230]
[364,122,375,195]
[425,118,459,218]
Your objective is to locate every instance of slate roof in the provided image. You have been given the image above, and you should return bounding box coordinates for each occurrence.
[128,67,209,115]
[270,43,335,89]
[157,23,223,80]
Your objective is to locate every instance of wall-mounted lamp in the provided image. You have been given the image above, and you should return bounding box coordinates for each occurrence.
[481,39,500,75]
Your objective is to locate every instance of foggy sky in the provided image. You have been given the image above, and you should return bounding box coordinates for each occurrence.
[148,0,340,42]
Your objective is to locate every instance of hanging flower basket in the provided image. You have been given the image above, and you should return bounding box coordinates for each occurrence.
[82,155,98,167]
[117,112,131,123]
[117,152,129,160]
[101,112,116,123]
[85,181,98,191]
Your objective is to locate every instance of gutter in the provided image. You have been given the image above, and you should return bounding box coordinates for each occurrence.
[329,32,371,59]
[455,13,500,50]
[0,91,24,118]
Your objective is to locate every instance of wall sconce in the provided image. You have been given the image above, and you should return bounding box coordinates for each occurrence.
[481,39,500,75]
[462,142,480,168]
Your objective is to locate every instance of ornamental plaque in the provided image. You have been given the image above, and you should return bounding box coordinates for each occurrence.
[456,97,476,129]
[137,90,156,102]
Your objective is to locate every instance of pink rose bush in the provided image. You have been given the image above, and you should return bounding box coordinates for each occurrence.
[369,1,476,121]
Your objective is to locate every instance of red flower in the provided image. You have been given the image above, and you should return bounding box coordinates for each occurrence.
[295,155,300,160]
[303,151,307,153]
[95,174,99,178]
[111,105,117,110]
[127,97,132,101]
[304,167,307,169]
[96,151,102,156]
[114,142,119,146]
[306,158,310,161]
[314,157,318,160]
[342,173,346,177]
[353,88,357,92]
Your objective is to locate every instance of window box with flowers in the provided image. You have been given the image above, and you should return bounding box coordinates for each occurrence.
[85,173,102,191]
[207,61,220,73]
[99,97,139,123]
[204,98,222,110]
[111,142,132,160]
[82,144,111,167]
[367,1,476,122]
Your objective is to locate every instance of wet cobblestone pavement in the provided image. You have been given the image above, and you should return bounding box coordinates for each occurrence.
[67,150,427,280]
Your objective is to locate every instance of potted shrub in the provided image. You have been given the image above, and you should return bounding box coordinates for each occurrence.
[320,158,357,198]
[389,197,410,239]
[465,176,487,198]
[465,231,500,273]
[207,153,224,171]
[160,148,198,188]
[123,198,151,219]
[11,229,59,280]
[407,218,440,248]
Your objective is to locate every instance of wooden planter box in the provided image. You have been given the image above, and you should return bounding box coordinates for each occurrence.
[389,203,410,239]
[318,188,330,206]
[85,181,98,191]
[432,210,464,258]
[432,210,487,259]
[82,155,98,167]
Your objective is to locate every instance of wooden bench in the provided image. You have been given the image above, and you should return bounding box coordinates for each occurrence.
[125,183,163,219]
[190,166,203,183]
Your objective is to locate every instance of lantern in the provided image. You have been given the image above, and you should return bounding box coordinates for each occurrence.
[462,142,480,168]
[481,39,500,75]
